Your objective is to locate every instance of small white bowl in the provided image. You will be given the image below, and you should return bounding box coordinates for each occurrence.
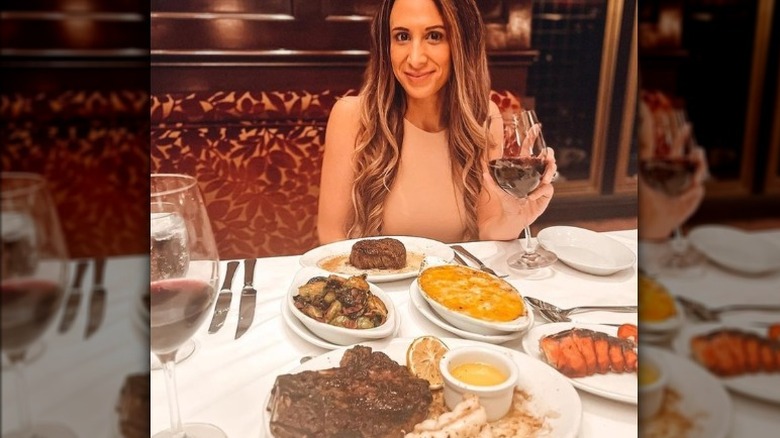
[537,226,636,275]
[439,346,519,422]
[638,354,668,420]
[287,267,396,346]
[417,265,532,336]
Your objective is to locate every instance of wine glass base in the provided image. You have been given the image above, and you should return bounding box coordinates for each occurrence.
[151,339,198,370]
[153,423,227,438]
[658,246,706,277]
[507,247,558,270]
[1,342,46,370]
[3,422,77,438]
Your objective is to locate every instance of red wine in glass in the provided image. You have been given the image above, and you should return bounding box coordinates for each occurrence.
[1,279,63,352]
[489,157,547,199]
[639,158,696,196]
[151,278,214,355]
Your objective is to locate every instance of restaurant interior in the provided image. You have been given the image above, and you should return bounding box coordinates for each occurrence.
[1,0,779,437]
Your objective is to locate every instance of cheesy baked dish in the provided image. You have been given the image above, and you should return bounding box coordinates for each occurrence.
[418,265,525,322]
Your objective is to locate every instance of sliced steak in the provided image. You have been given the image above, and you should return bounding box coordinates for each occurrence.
[268,346,432,437]
[349,238,407,270]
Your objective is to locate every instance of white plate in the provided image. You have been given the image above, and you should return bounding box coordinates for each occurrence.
[281,296,402,351]
[641,346,732,438]
[262,337,582,438]
[672,322,780,404]
[522,322,637,404]
[537,226,636,276]
[688,225,780,275]
[299,236,454,282]
[408,280,531,344]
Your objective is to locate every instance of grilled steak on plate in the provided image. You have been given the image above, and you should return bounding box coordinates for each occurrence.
[268,345,433,437]
[349,238,407,270]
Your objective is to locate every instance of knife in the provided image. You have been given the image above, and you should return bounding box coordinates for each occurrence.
[85,257,106,339]
[58,260,89,333]
[235,258,257,339]
[450,245,507,278]
[208,260,239,334]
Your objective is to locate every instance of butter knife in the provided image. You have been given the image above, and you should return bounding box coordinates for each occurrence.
[58,259,89,333]
[208,260,239,334]
[450,245,507,278]
[85,257,106,339]
[235,258,257,339]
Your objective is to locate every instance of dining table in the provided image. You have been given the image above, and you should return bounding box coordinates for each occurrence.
[150,229,640,437]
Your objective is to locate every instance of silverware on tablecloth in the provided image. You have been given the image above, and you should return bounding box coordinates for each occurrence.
[235,258,257,339]
[452,252,469,266]
[525,296,637,321]
[85,257,106,338]
[676,296,780,322]
[450,245,507,278]
[58,259,89,333]
[209,260,239,334]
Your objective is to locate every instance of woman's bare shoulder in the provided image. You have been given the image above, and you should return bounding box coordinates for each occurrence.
[331,95,362,119]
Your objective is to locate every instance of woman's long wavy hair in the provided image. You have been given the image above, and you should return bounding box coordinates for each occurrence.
[347,0,492,240]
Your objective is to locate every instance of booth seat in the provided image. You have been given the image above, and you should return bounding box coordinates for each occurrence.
[150,89,523,259]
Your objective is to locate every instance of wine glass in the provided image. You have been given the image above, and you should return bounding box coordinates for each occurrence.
[1,172,76,438]
[487,110,558,270]
[150,174,226,438]
[638,108,705,274]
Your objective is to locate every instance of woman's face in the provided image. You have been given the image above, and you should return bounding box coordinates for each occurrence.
[389,0,452,103]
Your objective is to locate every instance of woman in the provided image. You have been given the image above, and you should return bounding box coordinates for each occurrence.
[317,0,557,244]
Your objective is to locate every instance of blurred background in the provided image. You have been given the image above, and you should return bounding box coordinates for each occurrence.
[2,1,149,437]
[639,0,780,229]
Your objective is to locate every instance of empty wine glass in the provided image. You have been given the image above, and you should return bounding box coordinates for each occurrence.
[639,108,705,274]
[150,174,225,438]
[1,172,76,438]
[487,110,558,270]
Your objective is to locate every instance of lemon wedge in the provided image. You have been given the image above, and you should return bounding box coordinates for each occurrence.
[406,336,448,389]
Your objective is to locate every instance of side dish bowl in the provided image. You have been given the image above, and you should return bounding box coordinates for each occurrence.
[416,265,532,336]
[287,267,396,345]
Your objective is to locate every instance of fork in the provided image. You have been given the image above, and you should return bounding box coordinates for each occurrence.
[676,296,780,322]
[450,245,507,278]
[525,296,637,320]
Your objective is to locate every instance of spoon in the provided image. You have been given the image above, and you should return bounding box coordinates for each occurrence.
[525,296,637,320]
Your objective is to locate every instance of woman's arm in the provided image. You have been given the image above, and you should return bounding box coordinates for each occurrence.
[477,103,557,241]
[317,96,361,244]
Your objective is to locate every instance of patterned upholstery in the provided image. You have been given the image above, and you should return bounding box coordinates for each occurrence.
[1,91,149,258]
[150,89,523,259]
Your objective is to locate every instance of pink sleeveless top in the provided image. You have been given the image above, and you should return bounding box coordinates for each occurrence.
[381,119,467,242]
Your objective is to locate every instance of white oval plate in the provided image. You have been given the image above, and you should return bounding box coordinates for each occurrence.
[522,322,637,404]
[688,225,780,275]
[300,236,454,283]
[408,280,532,344]
[672,322,780,404]
[263,337,582,438]
[281,297,402,350]
[641,346,732,438]
[537,226,636,276]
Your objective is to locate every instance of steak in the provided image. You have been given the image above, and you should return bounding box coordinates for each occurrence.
[349,238,407,270]
[268,346,432,437]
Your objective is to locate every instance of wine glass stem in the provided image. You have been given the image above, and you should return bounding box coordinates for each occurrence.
[671,227,686,254]
[7,354,34,438]
[159,353,186,438]
[523,226,535,254]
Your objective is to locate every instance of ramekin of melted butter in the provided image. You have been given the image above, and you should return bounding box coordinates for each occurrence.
[450,362,508,386]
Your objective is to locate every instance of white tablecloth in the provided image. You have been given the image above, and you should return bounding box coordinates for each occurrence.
[150,230,639,438]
